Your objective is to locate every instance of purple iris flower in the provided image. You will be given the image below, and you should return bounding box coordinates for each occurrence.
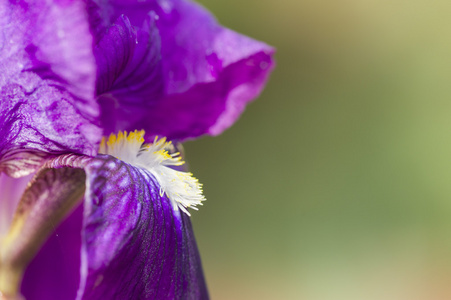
[0,0,274,299]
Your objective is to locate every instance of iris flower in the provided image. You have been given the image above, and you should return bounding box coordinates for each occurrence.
[0,0,274,299]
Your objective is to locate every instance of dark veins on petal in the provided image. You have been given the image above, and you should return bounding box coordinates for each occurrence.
[94,14,164,135]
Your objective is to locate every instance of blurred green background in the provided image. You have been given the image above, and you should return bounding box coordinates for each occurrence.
[185,0,451,299]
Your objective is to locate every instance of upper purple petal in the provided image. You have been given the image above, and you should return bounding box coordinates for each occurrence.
[0,0,101,176]
[91,0,274,140]
[95,14,164,134]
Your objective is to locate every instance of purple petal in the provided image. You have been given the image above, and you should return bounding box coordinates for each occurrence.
[140,50,273,140]
[91,0,274,140]
[95,14,164,135]
[150,0,275,139]
[21,205,83,300]
[14,154,208,299]
[78,155,208,299]
[0,0,101,176]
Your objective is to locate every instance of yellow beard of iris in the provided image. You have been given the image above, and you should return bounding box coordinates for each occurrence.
[99,130,205,216]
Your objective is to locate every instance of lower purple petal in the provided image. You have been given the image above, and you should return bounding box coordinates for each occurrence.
[8,150,207,299]
[78,155,208,299]
[13,154,208,299]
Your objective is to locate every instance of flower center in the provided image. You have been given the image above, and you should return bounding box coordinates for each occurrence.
[99,130,205,215]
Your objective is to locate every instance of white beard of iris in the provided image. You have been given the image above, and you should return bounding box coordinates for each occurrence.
[99,130,205,216]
